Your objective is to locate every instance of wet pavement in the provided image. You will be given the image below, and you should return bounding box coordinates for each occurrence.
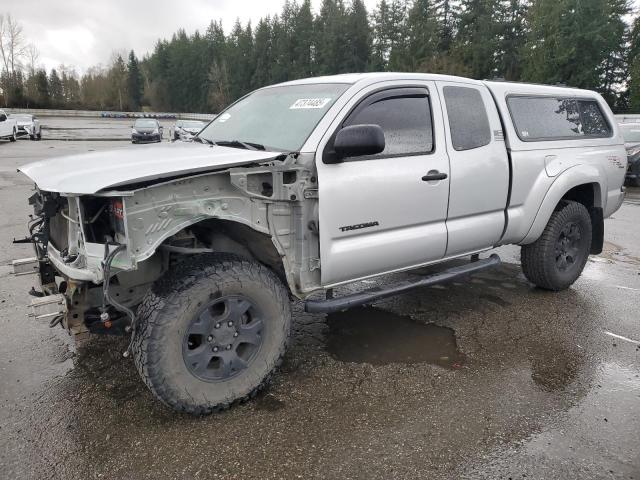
[1,132,639,479]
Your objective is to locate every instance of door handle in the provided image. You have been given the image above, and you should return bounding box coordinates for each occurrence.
[422,171,448,181]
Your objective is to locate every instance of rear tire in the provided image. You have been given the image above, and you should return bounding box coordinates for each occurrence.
[132,253,291,414]
[521,200,592,291]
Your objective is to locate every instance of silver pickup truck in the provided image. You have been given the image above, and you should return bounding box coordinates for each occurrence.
[13,73,626,414]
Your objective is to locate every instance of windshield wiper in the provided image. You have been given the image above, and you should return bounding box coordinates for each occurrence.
[216,140,266,151]
[193,136,215,145]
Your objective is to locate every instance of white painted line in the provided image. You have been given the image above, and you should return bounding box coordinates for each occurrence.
[604,331,640,346]
[612,285,640,291]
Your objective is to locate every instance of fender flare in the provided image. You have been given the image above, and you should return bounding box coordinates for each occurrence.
[520,165,604,245]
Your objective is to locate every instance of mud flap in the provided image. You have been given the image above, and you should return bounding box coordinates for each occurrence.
[589,207,604,254]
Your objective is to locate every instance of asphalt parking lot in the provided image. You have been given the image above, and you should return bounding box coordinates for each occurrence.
[1,122,639,479]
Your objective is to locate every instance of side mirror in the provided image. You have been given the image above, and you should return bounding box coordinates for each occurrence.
[334,124,385,161]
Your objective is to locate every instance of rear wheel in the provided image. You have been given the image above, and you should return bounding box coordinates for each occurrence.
[521,200,592,291]
[132,254,291,414]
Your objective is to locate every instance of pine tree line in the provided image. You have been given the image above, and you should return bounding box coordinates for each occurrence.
[2,0,640,113]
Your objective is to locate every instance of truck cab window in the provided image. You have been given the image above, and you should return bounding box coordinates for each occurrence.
[344,93,433,158]
[443,86,491,151]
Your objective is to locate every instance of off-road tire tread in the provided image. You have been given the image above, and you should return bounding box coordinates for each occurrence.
[521,200,591,291]
[132,253,290,415]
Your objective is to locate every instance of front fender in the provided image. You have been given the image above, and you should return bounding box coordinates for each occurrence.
[520,165,604,245]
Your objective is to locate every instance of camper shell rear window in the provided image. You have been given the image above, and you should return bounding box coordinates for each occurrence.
[507,95,612,142]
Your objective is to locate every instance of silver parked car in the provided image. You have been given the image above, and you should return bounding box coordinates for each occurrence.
[8,114,42,140]
[170,119,205,141]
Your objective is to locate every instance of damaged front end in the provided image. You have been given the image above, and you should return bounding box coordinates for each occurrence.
[13,189,144,341]
[13,152,322,345]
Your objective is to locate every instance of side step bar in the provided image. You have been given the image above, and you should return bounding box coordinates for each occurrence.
[304,254,501,314]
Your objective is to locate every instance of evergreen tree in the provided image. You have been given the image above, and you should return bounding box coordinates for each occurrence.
[205,21,228,110]
[127,50,143,110]
[34,69,49,107]
[405,0,440,71]
[60,68,81,108]
[497,0,529,81]
[314,0,348,74]
[372,0,408,71]
[293,0,315,77]
[455,0,505,79]
[227,20,255,99]
[344,0,371,72]
[49,68,64,107]
[251,17,274,88]
[628,16,640,112]
[108,55,128,110]
[434,0,458,53]
[524,0,630,97]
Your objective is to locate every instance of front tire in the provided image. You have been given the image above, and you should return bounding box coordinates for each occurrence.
[521,200,592,291]
[132,254,291,414]
[9,129,16,142]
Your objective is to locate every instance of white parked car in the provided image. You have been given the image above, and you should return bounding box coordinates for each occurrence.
[8,114,42,140]
[170,119,205,141]
[14,73,627,414]
[0,109,18,142]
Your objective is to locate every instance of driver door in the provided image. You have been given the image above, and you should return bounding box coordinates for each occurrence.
[315,81,450,286]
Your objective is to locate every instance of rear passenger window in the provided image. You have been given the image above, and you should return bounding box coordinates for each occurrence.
[345,93,433,158]
[443,86,492,151]
[507,96,611,141]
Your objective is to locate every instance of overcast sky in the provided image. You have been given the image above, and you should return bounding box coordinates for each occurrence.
[4,0,640,74]
[3,0,379,73]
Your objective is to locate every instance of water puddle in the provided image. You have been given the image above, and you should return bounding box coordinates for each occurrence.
[325,307,464,368]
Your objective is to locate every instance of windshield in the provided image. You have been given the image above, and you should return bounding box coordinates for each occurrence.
[9,114,32,121]
[620,124,640,143]
[134,119,158,128]
[198,83,350,151]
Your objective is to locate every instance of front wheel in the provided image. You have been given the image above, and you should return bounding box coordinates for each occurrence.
[521,200,592,291]
[132,254,291,414]
[9,129,16,142]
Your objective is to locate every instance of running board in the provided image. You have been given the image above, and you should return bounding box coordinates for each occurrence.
[304,254,501,314]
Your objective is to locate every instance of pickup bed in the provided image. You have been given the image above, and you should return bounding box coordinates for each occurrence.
[13,73,627,414]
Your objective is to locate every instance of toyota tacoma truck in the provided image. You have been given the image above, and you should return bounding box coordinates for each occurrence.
[13,73,626,414]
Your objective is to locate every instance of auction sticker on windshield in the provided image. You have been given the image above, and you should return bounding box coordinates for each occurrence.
[290,98,332,109]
